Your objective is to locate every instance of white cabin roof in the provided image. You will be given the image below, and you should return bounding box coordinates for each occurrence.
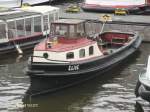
[20,5,59,14]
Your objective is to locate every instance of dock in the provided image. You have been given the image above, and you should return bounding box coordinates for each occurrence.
[60,10,150,42]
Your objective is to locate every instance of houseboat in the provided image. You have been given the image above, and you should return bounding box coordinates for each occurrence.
[0,5,59,54]
[26,19,142,95]
[0,0,55,8]
[135,55,150,102]
[81,0,150,14]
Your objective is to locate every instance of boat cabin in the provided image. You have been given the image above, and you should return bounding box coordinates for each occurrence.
[33,19,103,63]
[0,6,59,44]
[33,19,135,63]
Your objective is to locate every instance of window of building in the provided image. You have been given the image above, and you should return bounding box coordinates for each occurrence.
[66,52,74,59]
[89,46,94,55]
[79,49,85,58]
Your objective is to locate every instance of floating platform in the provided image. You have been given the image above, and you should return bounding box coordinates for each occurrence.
[60,10,150,42]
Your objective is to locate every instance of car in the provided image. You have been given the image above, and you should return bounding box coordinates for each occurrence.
[114,8,128,15]
[65,5,80,13]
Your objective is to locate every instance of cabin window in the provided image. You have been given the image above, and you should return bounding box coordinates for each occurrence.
[55,12,59,21]
[16,19,25,37]
[69,25,75,37]
[8,21,17,39]
[77,23,84,37]
[0,23,6,39]
[89,46,94,55]
[49,14,54,23]
[43,15,49,31]
[34,16,41,32]
[79,49,85,58]
[25,18,32,36]
[66,52,74,59]
[55,25,67,36]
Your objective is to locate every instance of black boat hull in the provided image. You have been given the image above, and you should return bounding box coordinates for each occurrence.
[135,80,150,102]
[135,72,150,102]
[26,35,142,96]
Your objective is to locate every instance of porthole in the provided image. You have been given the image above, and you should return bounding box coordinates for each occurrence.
[43,53,49,59]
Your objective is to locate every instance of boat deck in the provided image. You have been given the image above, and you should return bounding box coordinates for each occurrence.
[34,37,95,52]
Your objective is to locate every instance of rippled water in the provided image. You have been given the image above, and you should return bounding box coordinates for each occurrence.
[0,0,150,112]
[0,44,149,112]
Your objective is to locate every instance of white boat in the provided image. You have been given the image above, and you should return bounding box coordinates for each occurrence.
[0,5,59,54]
[82,0,150,14]
[135,55,150,102]
[23,0,54,5]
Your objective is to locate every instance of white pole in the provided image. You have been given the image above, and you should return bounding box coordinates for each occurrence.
[146,55,150,80]
[100,21,105,34]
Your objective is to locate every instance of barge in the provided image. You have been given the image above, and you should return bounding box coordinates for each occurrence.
[26,19,142,95]
[81,0,150,14]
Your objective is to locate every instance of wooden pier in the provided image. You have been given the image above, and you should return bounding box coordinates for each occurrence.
[60,10,150,42]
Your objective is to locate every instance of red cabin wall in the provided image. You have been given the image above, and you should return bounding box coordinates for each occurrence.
[146,0,150,5]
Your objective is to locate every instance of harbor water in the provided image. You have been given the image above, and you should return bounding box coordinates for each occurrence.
[0,44,150,112]
[0,0,150,112]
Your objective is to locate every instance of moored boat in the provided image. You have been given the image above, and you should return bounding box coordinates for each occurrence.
[0,6,59,54]
[135,55,150,102]
[23,0,55,5]
[81,0,150,14]
[26,19,142,95]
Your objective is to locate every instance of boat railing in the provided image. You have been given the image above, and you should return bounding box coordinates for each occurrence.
[30,55,71,64]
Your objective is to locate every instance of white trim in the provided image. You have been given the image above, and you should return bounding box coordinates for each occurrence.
[0,38,9,43]
[33,43,103,63]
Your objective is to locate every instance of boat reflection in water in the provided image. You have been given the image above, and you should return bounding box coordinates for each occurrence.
[25,18,142,96]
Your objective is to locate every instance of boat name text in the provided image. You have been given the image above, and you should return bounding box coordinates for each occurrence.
[68,65,79,71]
